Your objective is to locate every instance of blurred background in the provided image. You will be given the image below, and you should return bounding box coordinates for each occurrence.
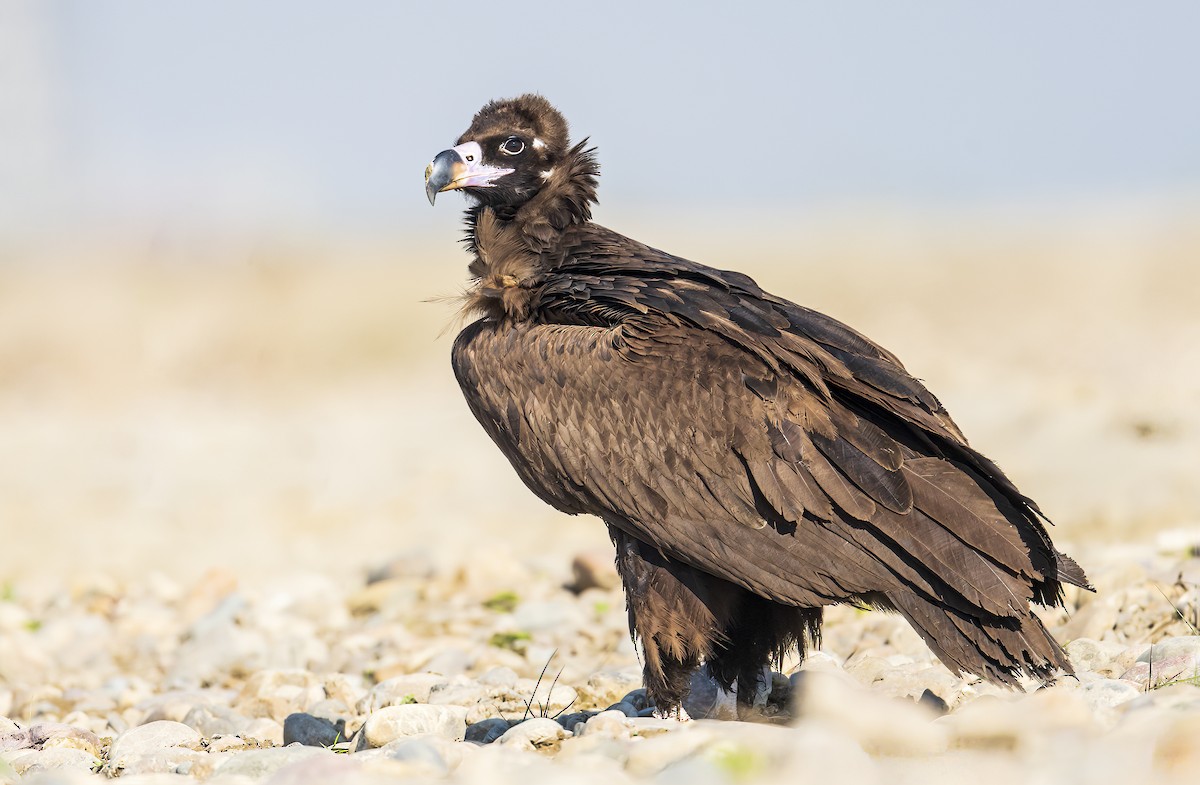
[2,1,1198,585]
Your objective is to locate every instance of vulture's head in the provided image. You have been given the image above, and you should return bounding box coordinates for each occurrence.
[425,95,595,218]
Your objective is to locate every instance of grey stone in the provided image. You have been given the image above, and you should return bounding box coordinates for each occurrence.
[555,711,595,732]
[358,704,468,748]
[681,665,738,720]
[283,712,345,747]
[620,688,651,712]
[464,717,511,744]
[604,701,638,717]
[918,689,949,714]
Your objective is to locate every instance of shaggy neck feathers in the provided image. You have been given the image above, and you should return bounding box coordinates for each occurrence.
[461,143,599,321]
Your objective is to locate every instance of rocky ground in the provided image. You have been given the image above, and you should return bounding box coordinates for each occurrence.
[2,215,1198,783]
[2,536,1199,785]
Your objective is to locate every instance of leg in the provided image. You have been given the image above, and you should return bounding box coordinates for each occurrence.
[705,597,822,717]
[609,525,739,715]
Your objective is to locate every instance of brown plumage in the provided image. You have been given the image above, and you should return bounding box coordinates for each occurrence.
[425,95,1091,715]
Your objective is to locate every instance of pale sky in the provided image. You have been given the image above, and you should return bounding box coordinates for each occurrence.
[4,0,1199,234]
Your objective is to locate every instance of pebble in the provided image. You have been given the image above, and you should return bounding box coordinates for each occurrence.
[580,710,635,739]
[212,744,332,779]
[357,704,468,748]
[181,703,247,737]
[465,717,512,744]
[107,720,202,767]
[363,736,453,777]
[4,546,1200,785]
[682,666,738,720]
[358,674,446,711]
[495,717,569,750]
[604,701,638,717]
[282,712,345,747]
[242,717,285,747]
[6,746,99,776]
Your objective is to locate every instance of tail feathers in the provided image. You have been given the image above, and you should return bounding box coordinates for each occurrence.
[887,591,1072,687]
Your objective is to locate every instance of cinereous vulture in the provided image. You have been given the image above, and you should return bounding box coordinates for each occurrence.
[425,95,1090,715]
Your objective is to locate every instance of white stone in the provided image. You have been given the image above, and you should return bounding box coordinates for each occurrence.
[108,720,201,767]
[495,717,568,749]
[580,710,634,739]
[360,704,468,747]
[213,745,333,778]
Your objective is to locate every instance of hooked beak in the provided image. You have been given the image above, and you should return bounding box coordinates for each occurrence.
[424,141,514,205]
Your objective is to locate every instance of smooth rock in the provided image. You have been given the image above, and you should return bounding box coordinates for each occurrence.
[136,688,239,725]
[369,736,451,777]
[797,670,945,756]
[580,710,634,739]
[628,717,680,738]
[478,667,520,688]
[1120,655,1200,690]
[575,666,642,709]
[214,745,332,779]
[1137,636,1200,668]
[282,712,345,747]
[424,647,473,676]
[495,717,568,749]
[359,704,468,748]
[243,717,285,747]
[620,688,651,712]
[682,666,738,721]
[1066,637,1124,674]
[260,754,373,785]
[555,711,595,732]
[1123,682,1200,712]
[109,748,213,778]
[108,720,202,767]
[181,703,246,737]
[1078,678,1141,711]
[358,674,447,712]
[208,734,263,753]
[7,747,98,775]
[604,701,638,717]
[465,718,512,744]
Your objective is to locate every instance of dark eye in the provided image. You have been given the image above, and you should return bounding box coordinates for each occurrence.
[501,137,525,155]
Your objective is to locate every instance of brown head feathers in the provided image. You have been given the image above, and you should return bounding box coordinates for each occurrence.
[454,95,599,319]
